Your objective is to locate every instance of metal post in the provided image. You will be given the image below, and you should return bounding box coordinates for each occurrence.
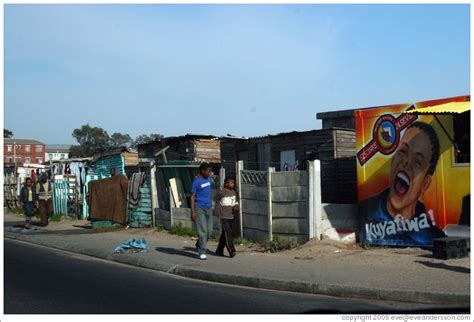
[308,160,323,240]
[308,161,315,239]
[314,160,322,239]
[236,160,244,238]
[267,167,275,241]
[13,141,17,185]
[169,188,174,227]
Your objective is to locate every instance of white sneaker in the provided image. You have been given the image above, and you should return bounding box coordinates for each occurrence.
[199,254,207,260]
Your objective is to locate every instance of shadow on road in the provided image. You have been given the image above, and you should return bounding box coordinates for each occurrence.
[415,261,470,274]
[73,225,92,229]
[4,220,44,228]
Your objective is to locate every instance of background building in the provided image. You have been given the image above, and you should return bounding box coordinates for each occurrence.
[4,138,46,165]
[45,145,71,162]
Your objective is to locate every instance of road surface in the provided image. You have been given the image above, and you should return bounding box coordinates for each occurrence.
[4,239,465,314]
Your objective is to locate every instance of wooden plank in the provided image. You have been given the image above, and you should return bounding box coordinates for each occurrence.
[272,218,309,234]
[272,201,308,218]
[169,178,188,208]
[271,186,308,202]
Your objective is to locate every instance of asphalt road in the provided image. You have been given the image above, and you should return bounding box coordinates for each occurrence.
[4,239,466,314]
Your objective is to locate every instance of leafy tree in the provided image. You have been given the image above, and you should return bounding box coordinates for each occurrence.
[110,132,133,148]
[4,129,13,138]
[69,145,88,158]
[71,124,110,157]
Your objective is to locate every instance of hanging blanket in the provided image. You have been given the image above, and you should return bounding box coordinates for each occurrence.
[88,175,128,224]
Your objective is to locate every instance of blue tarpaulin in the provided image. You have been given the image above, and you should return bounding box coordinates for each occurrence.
[113,238,148,254]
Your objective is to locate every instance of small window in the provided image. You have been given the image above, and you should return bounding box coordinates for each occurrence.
[454,111,470,164]
[36,157,43,164]
[6,157,12,163]
[25,157,31,163]
[280,150,296,171]
[49,153,53,158]
[25,145,31,153]
[36,145,43,152]
[60,153,65,158]
[6,145,12,152]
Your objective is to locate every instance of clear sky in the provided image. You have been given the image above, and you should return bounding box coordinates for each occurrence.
[4,4,470,144]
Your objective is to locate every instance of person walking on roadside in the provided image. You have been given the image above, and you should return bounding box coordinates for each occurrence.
[191,163,213,260]
[19,178,37,228]
[36,173,53,227]
[215,178,239,258]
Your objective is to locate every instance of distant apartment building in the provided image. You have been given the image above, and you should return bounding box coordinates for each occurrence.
[4,138,46,165]
[45,145,71,162]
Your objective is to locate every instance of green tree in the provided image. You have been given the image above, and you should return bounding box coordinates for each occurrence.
[110,132,133,148]
[4,129,13,138]
[71,124,110,157]
[69,145,88,158]
[133,133,163,148]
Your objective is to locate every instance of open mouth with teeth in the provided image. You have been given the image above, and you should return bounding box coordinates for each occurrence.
[394,171,410,198]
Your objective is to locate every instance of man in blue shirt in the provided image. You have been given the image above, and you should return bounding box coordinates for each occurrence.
[191,163,213,260]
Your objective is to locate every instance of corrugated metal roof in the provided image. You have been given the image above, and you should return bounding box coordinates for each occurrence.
[405,101,470,115]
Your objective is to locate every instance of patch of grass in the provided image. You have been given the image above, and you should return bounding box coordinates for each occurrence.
[235,237,253,247]
[263,235,298,253]
[49,214,62,222]
[169,223,198,237]
[92,225,124,233]
[361,243,390,250]
[156,224,165,232]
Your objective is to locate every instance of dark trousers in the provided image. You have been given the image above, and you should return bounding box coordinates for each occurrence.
[216,219,236,255]
[39,199,53,226]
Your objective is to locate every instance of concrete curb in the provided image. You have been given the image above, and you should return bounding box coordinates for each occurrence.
[5,234,470,306]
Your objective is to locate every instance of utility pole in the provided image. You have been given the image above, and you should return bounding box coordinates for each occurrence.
[13,141,17,179]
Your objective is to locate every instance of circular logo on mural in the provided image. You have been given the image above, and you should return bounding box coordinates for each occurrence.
[373,114,399,155]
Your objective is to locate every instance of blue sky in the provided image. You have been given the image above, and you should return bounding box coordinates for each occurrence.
[4,4,470,144]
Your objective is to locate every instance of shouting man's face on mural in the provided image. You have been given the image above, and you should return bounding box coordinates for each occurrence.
[387,123,439,220]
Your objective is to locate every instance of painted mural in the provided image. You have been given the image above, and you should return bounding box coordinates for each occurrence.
[356,96,470,248]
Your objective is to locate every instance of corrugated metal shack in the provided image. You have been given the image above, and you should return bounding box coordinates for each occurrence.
[138,134,221,172]
[92,148,139,178]
[233,128,357,204]
[82,148,139,221]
